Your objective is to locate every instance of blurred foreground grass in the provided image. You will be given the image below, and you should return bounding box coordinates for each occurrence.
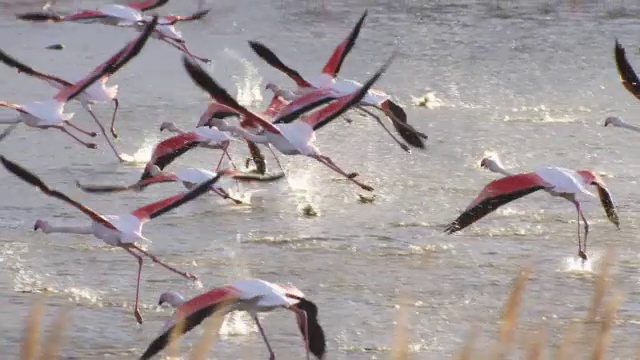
[16,249,624,360]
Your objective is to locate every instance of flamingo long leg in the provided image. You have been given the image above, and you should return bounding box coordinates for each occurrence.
[266,144,284,171]
[571,200,588,261]
[161,37,210,64]
[49,125,97,148]
[253,315,276,360]
[129,244,198,281]
[123,247,144,324]
[212,187,243,204]
[110,98,120,138]
[0,124,18,142]
[311,154,373,191]
[84,105,125,162]
[63,120,97,137]
[356,106,410,153]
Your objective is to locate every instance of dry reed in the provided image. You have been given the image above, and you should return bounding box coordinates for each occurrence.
[15,251,629,360]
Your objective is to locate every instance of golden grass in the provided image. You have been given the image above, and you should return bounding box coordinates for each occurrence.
[16,250,629,360]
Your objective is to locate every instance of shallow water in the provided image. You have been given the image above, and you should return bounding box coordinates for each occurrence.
[1,0,640,359]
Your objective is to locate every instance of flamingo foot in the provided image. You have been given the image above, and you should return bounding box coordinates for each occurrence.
[361,184,374,192]
[186,272,198,281]
[111,128,118,139]
[134,309,143,324]
[347,172,359,179]
[578,250,587,261]
[86,143,98,149]
[89,132,97,137]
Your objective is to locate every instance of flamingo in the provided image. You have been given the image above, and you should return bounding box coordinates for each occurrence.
[16,0,169,23]
[0,18,159,149]
[0,156,223,324]
[0,18,159,160]
[614,39,640,102]
[75,166,285,204]
[158,123,236,170]
[445,156,620,261]
[248,10,427,151]
[182,53,396,192]
[604,116,640,132]
[139,129,233,180]
[140,279,325,360]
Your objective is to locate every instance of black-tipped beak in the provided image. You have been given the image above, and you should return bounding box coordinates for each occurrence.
[480,159,487,168]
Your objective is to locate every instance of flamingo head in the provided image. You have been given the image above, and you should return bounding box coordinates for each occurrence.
[157,291,186,307]
[292,297,326,360]
[479,152,507,174]
[159,121,177,132]
[33,219,50,232]
[265,82,279,93]
[604,116,622,127]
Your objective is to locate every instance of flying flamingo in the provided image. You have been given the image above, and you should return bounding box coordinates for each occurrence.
[445,156,620,261]
[140,279,325,360]
[182,53,396,191]
[604,116,640,132]
[16,0,170,23]
[0,18,159,161]
[0,156,222,324]
[139,129,233,180]
[248,10,427,151]
[75,165,285,204]
[0,19,160,149]
[158,123,236,170]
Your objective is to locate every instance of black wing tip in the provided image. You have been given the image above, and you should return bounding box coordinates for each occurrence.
[444,223,460,234]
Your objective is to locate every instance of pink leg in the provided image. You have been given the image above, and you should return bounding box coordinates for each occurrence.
[212,187,243,204]
[85,106,124,162]
[129,244,198,281]
[161,38,210,63]
[571,200,588,261]
[311,155,373,191]
[292,308,310,360]
[253,315,276,360]
[48,125,97,149]
[63,120,97,137]
[110,98,120,138]
[123,247,144,324]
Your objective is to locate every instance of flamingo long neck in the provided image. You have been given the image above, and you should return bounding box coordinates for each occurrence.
[617,121,640,132]
[230,126,270,144]
[0,116,21,124]
[167,124,185,134]
[39,223,93,235]
[486,163,513,177]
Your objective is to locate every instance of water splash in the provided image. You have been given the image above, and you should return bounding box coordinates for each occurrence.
[563,255,594,273]
[219,312,255,337]
[224,48,263,107]
[119,136,158,165]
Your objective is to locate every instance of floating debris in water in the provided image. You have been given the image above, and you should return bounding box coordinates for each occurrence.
[358,194,375,203]
[46,44,64,50]
[301,204,318,217]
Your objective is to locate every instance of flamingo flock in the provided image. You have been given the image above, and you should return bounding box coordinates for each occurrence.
[0,1,633,359]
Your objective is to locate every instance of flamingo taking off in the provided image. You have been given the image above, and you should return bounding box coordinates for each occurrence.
[0,17,159,161]
[157,124,235,171]
[248,10,427,151]
[0,156,223,324]
[75,165,285,204]
[604,116,640,132]
[0,18,160,150]
[182,53,396,192]
[140,279,325,360]
[445,154,620,261]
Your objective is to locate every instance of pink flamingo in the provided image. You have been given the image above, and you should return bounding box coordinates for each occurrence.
[0,156,222,324]
[140,279,325,360]
[445,162,619,261]
[0,18,160,149]
[0,18,159,160]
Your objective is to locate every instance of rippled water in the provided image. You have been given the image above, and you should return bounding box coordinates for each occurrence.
[2,0,640,359]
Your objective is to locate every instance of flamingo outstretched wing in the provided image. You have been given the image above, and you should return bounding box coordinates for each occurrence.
[131,173,222,222]
[139,287,240,360]
[248,41,312,88]
[444,173,547,234]
[198,102,241,127]
[54,16,158,102]
[272,88,338,125]
[0,49,71,87]
[614,39,640,101]
[0,156,116,229]
[321,10,368,78]
[142,132,202,180]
